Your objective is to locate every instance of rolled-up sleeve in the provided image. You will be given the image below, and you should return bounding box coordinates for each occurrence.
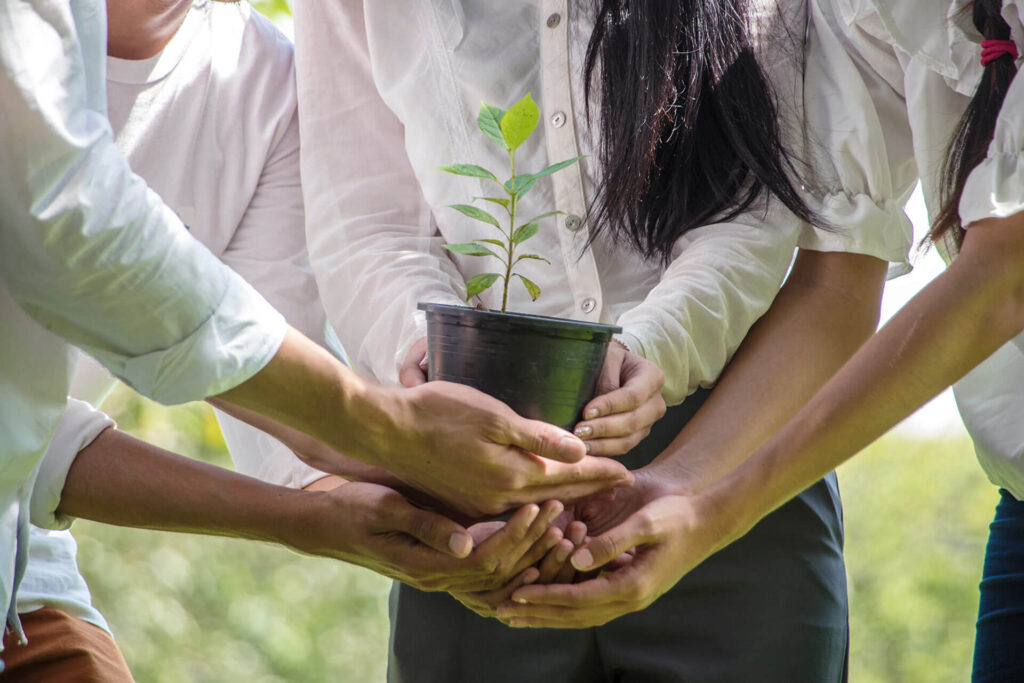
[800,0,918,273]
[616,201,800,405]
[0,0,286,405]
[29,399,113,530]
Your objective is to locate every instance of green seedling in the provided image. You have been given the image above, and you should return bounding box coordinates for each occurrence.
[439,93,583,313]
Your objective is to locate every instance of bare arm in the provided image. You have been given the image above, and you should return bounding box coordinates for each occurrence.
[645,249,887,493]
[706,213,1024,542]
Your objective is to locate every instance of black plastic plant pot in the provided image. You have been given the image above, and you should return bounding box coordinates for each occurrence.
[418,302,622,430]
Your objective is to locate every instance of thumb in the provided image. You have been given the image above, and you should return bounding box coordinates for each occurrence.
[507,417,587,463]
[396,501,474,558]
[570,512,651,572]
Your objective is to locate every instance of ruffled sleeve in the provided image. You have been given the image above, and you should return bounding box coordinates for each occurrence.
[960,71,1024,225]
[801,0,919,275]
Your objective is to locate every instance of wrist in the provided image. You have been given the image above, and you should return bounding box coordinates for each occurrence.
[330,369,407,469]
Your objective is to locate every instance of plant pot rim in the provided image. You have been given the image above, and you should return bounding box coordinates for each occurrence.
[418,301,622,335]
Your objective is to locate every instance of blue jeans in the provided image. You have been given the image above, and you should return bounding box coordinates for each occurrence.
[974,489,1024,681]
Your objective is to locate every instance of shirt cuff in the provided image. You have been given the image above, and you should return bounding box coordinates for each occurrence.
[960,152,1024,227]
[30,399,115,530]
[119,272,288,405]
[800,192,913,278]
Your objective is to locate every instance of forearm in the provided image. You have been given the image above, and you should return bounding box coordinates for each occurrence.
[647,250,886,492]
[210,327,399,471]
[57,427,313,546]
[706,218,1024,540]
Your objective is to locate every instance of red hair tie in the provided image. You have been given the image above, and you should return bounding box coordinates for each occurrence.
[981,39,1019,66]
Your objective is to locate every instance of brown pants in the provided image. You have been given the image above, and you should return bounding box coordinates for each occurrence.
[1,608,133,682]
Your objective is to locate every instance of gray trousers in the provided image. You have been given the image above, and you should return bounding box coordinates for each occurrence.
[388,390,849,682]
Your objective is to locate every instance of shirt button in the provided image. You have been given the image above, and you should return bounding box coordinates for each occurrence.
[581,297,597,314]
[546,12,561,28]
[564,214,583,232]
[551,111,567,128]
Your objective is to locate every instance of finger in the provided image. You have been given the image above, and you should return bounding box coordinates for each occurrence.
[452,566,541,617]
[503,500,565,571]
[473,503,540,557]
[499,601,632,629]
[505,418,587,463]
[399,338,429,388]
[517,460,634,504]
[576,431,650,457]
[570,511,656,572]
[573,396,664,442]
[565,521,588,547]
[507,562,645,607]
[536,539,576,584]
[580,360,664,422]
[397,501,475,558]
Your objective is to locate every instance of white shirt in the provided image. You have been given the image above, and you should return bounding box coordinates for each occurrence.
[15,0,329,632]
[294,0,912,405]
[0,0,289,641]
[820,0,1024,496]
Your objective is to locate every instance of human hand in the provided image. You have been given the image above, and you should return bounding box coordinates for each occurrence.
[572,341,666,455]
[451,508,588,618]
[399,337,430,388]
[494,471,735,628]
[292,482,571,593]
[379,380,633,517]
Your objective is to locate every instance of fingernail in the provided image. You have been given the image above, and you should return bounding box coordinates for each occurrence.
[514,596,529,604]
[572,549,594,571]
[574,425,593,439]
[509,619,524,628]
[584,408,599,420]
[449,533,472,557]
[556,545,572,563]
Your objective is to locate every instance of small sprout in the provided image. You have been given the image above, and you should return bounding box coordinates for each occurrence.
[440,93,583,313]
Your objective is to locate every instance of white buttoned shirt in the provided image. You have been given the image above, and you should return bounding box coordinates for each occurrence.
[0,0,287,643]
[295,0,913,406]
[818,0,1024,497]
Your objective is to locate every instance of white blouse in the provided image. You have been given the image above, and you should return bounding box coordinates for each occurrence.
[294,0,911,405]
[822,0,1024,496]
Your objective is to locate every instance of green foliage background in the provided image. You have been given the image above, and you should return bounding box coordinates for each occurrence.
[73,388,996,683]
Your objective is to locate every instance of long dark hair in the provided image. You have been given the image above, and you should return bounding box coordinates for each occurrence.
[933,0,1019,247]
[584,0,815,264]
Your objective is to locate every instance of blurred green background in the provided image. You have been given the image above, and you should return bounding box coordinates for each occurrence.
[75,388,996,683]
[68,2,997,681]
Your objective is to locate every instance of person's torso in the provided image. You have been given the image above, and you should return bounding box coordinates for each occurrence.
[360,0,808,324]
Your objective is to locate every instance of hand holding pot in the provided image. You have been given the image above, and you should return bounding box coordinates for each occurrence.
[572,341,667,456]
[384,380,633,517]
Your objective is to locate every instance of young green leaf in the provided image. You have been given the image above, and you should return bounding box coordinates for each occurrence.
[439,164,498,181]
[514,273,542,301]
[514,253,551,265]
[475,196,510,210]
[522,210,564,224]
[477,103,508,150]
[443,242,499,258]
[465,272,502,300]
[512,222,539,245]
[447,204,501,228]
[500,93,540,152]
[504,174,538,196]
[530,155,585,180]
[477,238,509,252]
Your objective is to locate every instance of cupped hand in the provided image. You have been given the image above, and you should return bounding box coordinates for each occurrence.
[451,507,588,617]
[494,472,733,629]
[573,341,666,456]
[296,481,571,593]
[385,380,633,517]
